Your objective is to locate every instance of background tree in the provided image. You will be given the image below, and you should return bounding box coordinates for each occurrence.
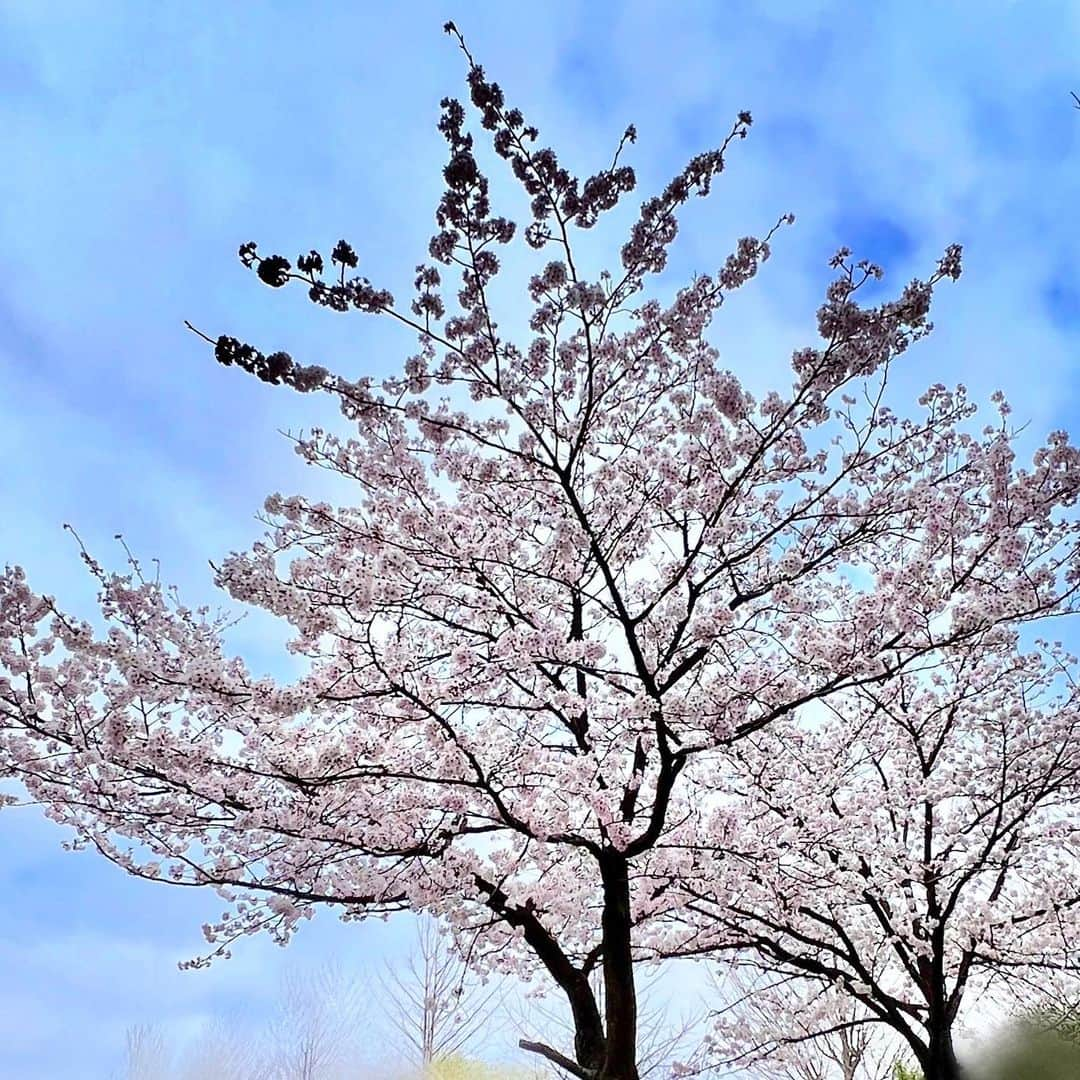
[110,924,535,1079]
[174,1015,269,1080]
[265,963,366,1080]
[378,917,504,1068]
[682,638,1080,1080]
[4,20,1079,1080]
[117,1023,172,1080]
[703,966,898,1080]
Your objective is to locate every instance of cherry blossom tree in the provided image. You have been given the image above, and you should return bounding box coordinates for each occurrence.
[2,22,1079,1080]
[680,639,1080,1080]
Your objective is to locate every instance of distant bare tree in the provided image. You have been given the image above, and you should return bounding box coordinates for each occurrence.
[176,1015,269,1080]
[378,917,504,1068]
[119,1024,172,1080]
[117,923,558,1078]
[266,962,369,1080]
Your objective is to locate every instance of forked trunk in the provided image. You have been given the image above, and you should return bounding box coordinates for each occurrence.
[514,854,641,1079]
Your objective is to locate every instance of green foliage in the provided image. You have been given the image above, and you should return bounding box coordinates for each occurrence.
[1021,1002,1080,1045]
[892,1060,923,1080]
[422,1056,544,1080]
[973,1026,1080,1080]
[424,1057,494,1079]
[883,1008,1080,1080]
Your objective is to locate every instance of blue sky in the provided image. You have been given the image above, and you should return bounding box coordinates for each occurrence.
[1,1,1079,1075]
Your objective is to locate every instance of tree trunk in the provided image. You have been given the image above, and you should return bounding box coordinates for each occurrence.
[920,1027,964,1080]
[598,852,639,1080]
